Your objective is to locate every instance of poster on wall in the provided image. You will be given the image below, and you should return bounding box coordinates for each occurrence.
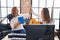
[21,0,32,14]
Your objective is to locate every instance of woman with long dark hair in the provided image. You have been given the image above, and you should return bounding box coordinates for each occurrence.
[40,8,51,24]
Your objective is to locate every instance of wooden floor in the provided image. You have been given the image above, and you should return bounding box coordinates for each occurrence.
[2,35,59,40]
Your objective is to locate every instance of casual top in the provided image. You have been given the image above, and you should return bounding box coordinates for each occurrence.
[10,13,31,30]
[10,16,24,30]
[42,21,53,25]
[40,19,54,25]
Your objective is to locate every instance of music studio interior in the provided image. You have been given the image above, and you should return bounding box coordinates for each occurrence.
[0,0,60,40]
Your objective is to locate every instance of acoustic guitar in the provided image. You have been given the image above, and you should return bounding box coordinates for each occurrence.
[29,18,42,24]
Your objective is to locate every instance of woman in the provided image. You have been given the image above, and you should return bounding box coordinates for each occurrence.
[29,8,52,24]
[0,7,17,22]
[10,7,26,33]
[40,8,52,24]
[7,7,18,21]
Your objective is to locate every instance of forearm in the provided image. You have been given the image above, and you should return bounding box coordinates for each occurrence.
[32,11,40,17]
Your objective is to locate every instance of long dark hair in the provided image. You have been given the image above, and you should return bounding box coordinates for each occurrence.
[41,8,51,23]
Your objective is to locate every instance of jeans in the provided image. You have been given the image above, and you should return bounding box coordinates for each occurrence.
[11,29,26,34]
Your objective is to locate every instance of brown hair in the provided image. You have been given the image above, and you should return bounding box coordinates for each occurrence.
[11,7,19,17]
[41,8,51,23]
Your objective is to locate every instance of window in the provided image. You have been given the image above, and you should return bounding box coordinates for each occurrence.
[0,0,20,24]
[32,0,39,21]
[53,9,60,19]
[54,0,60,7]
[32,0,38,7]
[54,20,59,29]
[47,0,53,7]
[39,0,46,7]
[32,8,38,18]
[0,0,59,29]
[8,0,13,7]
[32,0,59,29]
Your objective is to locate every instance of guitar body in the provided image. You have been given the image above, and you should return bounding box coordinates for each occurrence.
[29,18,42,24]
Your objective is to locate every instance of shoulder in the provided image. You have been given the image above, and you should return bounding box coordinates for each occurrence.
[7,14,12,18]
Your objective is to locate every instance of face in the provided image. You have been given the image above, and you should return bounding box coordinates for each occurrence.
[12,8,19,17]
[41,9,46,22]
[41,9,44,19]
